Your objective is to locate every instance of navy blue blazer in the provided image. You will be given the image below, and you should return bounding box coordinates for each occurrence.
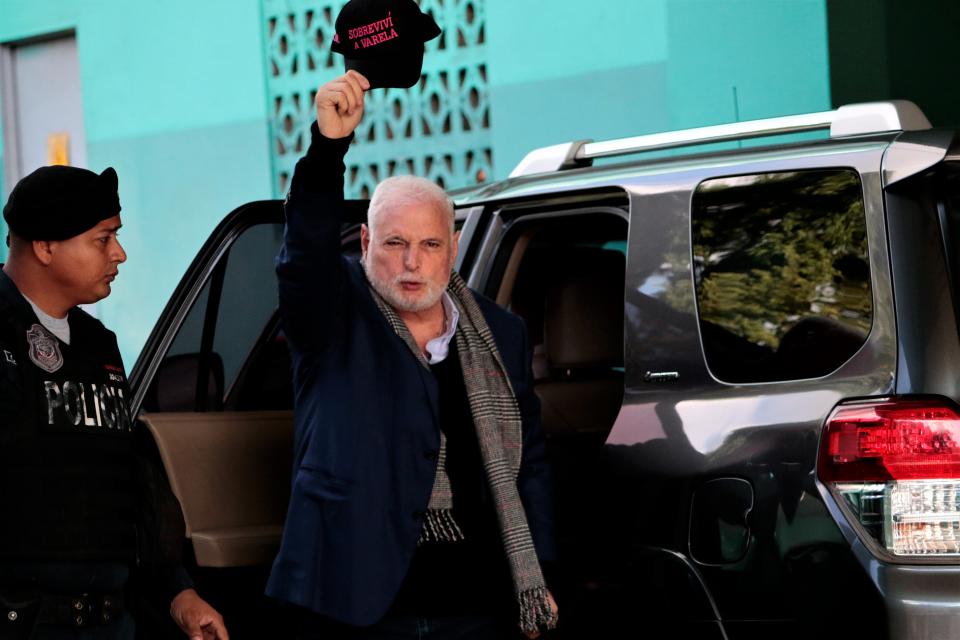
[265,125,555,626]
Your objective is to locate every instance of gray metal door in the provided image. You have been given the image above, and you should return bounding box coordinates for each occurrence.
[2,33,88,190]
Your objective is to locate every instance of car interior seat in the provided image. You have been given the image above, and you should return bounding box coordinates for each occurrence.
[143,352,225,412]
[534,248,626,439]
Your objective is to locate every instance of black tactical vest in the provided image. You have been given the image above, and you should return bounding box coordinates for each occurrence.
[0,275,138,564]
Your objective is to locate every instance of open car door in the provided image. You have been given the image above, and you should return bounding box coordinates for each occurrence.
[129,199,368,637]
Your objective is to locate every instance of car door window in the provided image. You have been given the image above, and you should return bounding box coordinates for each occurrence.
[143,221,285,412]
[691,169,872,384]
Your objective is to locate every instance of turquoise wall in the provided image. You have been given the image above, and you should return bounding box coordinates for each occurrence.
[0,0,832,365]
[0,0,272,366]
[486,0,831,174]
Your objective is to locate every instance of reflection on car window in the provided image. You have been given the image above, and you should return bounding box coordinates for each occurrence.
[692,169,872,383]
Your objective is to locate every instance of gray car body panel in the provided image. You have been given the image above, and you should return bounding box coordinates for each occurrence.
[131,125,960,638]
[455,132,960,637]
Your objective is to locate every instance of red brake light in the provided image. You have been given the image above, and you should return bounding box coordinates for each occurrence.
[819,398,960,557]
[819,399,960,482]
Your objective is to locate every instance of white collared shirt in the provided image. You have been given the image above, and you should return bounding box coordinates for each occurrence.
[424,292,460,364]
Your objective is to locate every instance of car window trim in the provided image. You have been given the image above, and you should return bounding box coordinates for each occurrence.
[471,202,629,297]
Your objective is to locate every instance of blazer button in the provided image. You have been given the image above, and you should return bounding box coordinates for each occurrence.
[424,451,438,461]
[412,510,425,520]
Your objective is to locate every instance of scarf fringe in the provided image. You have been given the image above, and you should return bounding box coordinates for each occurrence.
[518,586,558,635]
[418,508,465,544]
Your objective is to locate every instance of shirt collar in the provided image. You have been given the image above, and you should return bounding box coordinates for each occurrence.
[425,291,460,364]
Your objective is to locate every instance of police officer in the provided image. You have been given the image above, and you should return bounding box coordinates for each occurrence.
[0,165,228,640]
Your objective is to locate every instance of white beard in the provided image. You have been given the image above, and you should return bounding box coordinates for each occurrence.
[362,257,448,313]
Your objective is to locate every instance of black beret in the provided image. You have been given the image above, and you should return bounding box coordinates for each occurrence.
[3,165,121,241]
[331,0,441,89]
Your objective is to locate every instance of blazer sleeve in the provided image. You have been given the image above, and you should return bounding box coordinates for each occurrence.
[514,316,557,566]
[275,123,355,352]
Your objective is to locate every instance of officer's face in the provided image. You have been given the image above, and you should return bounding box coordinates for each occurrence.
[48,215,127,304]
[361,204,458,314]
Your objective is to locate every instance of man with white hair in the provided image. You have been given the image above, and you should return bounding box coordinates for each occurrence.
[266,71,558,639]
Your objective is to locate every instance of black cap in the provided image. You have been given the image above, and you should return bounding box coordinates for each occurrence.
[331,0,441,89]
[3,165,121,241]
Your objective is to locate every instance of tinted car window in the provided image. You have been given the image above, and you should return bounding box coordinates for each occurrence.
[691,169,872,383]
[143,222,284,411]
[215,224,283,392]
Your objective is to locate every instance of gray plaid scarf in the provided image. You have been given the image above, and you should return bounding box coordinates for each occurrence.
[368,271,557,635]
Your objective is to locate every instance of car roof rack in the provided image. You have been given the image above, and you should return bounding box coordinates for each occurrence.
[509,100,932,178]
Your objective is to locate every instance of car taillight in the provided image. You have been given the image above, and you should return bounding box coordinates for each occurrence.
[818,398,960,557]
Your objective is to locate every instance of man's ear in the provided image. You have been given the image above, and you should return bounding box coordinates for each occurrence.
[360,224,370,258]
[451,230,461,264]
[32,240,55,266]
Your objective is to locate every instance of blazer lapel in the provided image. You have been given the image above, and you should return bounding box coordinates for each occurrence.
[417,362,441,428]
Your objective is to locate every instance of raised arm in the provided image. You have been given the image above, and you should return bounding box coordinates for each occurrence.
[275,71,370,351]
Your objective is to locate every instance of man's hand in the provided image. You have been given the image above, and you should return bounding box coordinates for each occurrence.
[170,588,229,640]
[315,70,371,139]
[524,590,559,639]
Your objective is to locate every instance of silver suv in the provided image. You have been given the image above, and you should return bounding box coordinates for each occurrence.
[133,100,960,639]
